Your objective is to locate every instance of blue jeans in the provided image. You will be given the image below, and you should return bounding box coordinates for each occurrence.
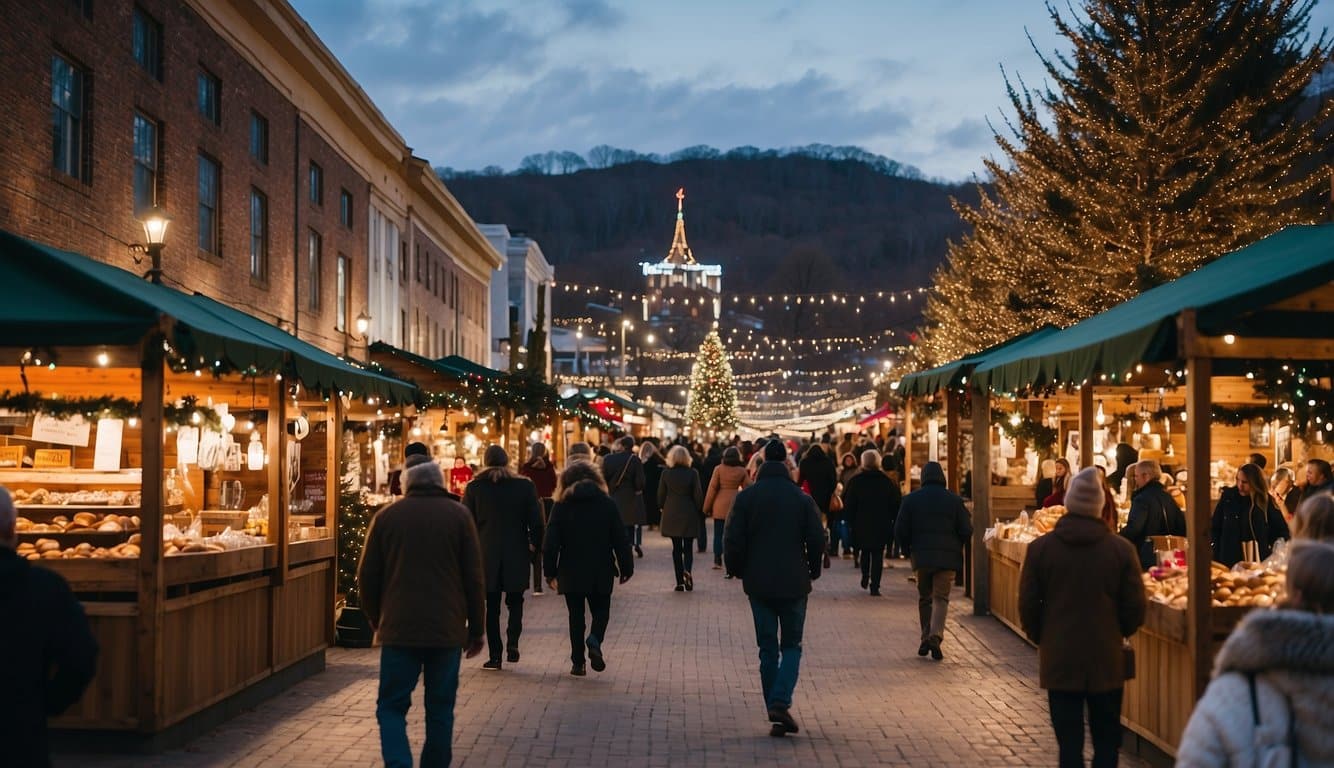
[748,595,808,710]
[377,645,462,768]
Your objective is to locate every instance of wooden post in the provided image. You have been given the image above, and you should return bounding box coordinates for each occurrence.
[136,334,166,732]
[1079,384,1095,470]
[946,392,961,494]
[552,413,565,467]
[903,397,914,495]
[971,387,991,616]
[1185,355,1213,700]
[325,398,341,646]
[268,378,289,586]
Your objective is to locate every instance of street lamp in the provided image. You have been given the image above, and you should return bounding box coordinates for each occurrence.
[354,311,371,339]
[620,319,632,379]
[135,206,171,284]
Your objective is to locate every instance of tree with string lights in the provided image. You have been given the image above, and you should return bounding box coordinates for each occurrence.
[921,0,1333,365]
[686,330,739,433]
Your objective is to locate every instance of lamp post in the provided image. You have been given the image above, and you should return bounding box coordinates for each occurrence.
[342,310,372,357]
[575,327,584,376]
[620,319,632,379]
[137,206,171,284]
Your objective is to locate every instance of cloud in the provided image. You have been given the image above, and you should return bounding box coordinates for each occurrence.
[401,66,913,171]
[558,0,624,30]
[865,57,908,81]
[938,117,992,150]
[297,1,545,89]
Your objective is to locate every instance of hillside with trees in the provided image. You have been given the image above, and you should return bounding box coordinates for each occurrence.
[440,146,980,335]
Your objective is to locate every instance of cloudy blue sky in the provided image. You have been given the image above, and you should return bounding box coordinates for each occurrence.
[289,0,1334,181]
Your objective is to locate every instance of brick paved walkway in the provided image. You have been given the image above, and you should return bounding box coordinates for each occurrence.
[59,535,1149,767]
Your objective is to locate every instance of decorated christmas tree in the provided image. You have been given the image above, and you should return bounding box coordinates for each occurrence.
[921,0,1332,365]
[686,330,739,433]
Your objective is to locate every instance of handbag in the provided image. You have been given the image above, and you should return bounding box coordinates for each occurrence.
[830,490,844,513]
[1122,639,1136,681]
[1241,503,1261,564]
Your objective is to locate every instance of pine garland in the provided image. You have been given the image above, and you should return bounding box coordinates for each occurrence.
[0,390,222,429]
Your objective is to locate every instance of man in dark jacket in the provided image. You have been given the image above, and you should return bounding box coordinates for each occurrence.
[894,461,972,660]
[1120,460,1187,569]
[602,435,646,557]
[543,462,635,676]
[463,446,543,670]
[843,449,901,595]
[1020,467,1146,768]
[0,486,98,768]
[359,461,486,767]
[724,440,825,737]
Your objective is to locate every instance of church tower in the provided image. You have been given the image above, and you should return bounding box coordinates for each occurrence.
[640,188,722,324]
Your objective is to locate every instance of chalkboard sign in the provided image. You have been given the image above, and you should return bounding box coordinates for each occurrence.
[303,469,327,516]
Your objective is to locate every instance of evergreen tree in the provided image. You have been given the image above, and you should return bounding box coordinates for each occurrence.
[922,0,1332,365]
[686,330,739,433]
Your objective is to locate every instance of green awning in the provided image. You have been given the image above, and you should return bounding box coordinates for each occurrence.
[1,230,416,402]
[184,296,417,403]
[583,388,645,415]
[897,326,1059,397]
[436,354,505,380]
[973,224,1334,393]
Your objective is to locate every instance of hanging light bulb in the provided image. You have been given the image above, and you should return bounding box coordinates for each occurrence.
[1095,400,1105,426]
[1009,412,1022,427]
[247,430,265,470]
[1141,418,1151,435]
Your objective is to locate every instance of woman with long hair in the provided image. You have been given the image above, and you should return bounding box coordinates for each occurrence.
[702,446,749,573]
[658,445,703,591]
[1041,459,1071,508]
[639,441,666,531]
[520,442,558,595]
[461,446,543,670]
[1210,463,1291,567]
[543,461,635,676]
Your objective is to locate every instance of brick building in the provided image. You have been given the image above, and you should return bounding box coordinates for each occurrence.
[0,0,499,359]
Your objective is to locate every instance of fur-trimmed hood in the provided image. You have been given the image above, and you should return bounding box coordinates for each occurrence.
[560,478,608,502]
[1214,609,1334,677]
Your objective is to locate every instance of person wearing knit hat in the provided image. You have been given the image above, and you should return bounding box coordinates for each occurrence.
[1019,466,1146,768]
[566,442,593,468]
[1062,467,1106,518]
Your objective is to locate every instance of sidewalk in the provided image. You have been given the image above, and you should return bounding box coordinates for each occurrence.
[58,535,1149,767]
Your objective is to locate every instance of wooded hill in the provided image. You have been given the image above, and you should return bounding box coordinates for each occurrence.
[441,151,981,336]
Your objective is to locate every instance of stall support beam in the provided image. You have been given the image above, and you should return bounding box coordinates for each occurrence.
[903,397,914,495]
[971,388,991,616]
[1185,355,1213,701]
[1079,384,1094,470]
[268,379,289,586]
[552,413,565,467]
[325,399,341,647]
[946,392,961,495]
[136,335,166,732]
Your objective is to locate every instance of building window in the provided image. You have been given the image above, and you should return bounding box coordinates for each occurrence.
[400,242,407,283]
[339,188,352,228]
[308,161,322,205]
[51,54,86,181]
[249,189,267,280]
[336,254,348,332]
[132,7,163,81]
[132,113,158,213]
[197,70,220,124]
[307,230,322,311]
[197,154,220,255]
[414,244,422,283]
[249,112,268,164]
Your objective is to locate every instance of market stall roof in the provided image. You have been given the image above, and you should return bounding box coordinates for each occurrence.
[584,388,647,416]
[897,326,1060,398]
[856,403,893,429]
[183,295,417,403]
[972,224,1334,393]
[436,354,505,380]
[0,230,416,401]
[369,341,474,386]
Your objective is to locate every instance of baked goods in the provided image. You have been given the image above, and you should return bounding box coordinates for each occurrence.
[1142,560,1286,609]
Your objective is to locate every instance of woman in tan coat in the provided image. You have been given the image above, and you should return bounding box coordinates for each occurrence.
[703,446,750,572]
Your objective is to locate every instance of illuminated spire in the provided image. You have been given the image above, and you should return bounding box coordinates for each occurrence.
[664,187,696,265]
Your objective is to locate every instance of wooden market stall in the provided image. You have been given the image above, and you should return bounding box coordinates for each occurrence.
[0,232,414,743]
[958,224,1334,759]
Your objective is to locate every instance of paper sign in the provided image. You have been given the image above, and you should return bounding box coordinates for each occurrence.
[176,426,199,465]
[197,430,224,471]
[93,418,124,471]
[33,449,72,468]
[303,469,327,505]
[0,446,25,468]
[31,414,91,447]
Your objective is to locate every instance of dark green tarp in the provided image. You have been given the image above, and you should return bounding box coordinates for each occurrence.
[897,326,1059,397]
[0,230,415,401]
[436,354,505,380]
[973,224,1334,393]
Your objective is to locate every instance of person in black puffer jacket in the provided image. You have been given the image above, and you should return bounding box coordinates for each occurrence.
[0,487,98,768]
[1120,460,1187,569]
[894,462,972,660]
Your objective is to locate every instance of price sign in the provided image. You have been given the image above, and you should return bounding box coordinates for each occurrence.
[0,445,25,468]
[33,449,72,468]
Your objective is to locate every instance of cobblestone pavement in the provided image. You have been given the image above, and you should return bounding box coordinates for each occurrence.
[60,535,1150,767]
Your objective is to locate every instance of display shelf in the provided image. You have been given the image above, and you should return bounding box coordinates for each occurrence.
[0,468,143,485]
